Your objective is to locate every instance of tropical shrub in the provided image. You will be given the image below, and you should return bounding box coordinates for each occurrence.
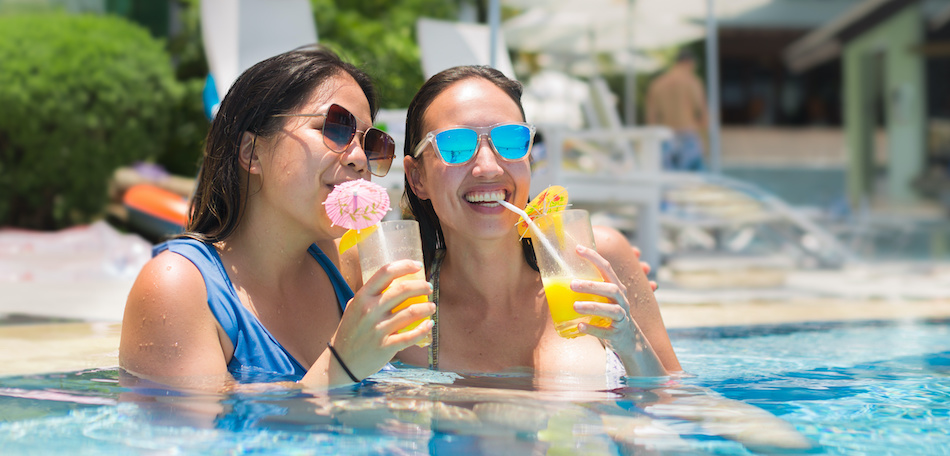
[0,13,181,229]
[311,0,458,109]
[161,76,207,177]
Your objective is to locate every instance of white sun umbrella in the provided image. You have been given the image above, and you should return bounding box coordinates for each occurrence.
[500,0,769,171]
[503,0,703,127]
[503,0,769,50]
[503,2,704,55]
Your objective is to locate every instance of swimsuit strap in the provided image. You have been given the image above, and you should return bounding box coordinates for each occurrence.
[307,243,354,317]
[427,249,446,370]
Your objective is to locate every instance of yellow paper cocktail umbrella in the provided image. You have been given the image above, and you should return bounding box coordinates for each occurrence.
[516,185,569,239]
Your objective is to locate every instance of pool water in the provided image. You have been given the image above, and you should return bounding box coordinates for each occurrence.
[1,319,947,455]
[676,319,950,455]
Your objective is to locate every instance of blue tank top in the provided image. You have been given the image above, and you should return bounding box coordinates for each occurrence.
[154,238,354,381]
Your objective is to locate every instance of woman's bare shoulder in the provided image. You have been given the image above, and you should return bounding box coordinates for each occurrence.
[120,249,226,377]
[126,250,208,310]
[592,225,634,256]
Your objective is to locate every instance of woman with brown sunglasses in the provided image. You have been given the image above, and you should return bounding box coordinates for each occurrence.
[119,45,434,391]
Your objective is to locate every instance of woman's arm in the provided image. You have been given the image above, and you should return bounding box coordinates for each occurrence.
[119,251,350,391]
[301,259,435,388]
[574,226,682,373]
[121,251,433,391]
[119,251,235,390]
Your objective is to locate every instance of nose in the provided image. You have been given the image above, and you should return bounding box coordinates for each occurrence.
[471,135,503,178]
[341,130,369,176]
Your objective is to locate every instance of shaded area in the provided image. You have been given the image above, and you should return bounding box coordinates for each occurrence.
[0,313,82,327]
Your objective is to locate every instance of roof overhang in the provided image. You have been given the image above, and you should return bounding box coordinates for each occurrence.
[931,2,950,30]
[783,0,919,73]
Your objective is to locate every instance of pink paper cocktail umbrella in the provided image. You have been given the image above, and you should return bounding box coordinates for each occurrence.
[324,179,391,231]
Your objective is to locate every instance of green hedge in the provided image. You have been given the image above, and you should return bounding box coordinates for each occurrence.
[0,13,182,230]
[161,76,207,176]
[311,0,458,109]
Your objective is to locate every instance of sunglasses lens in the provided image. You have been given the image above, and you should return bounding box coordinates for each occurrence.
[434,129,478,164]
[364,128,396,176]
[490,124,532,160]
[323,104,357,151]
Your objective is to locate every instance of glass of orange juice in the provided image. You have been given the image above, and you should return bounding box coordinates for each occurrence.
[530,209,612,338]
[357,219,432,347]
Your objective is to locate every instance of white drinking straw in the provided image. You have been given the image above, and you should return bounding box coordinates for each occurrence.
[496,199,570,272]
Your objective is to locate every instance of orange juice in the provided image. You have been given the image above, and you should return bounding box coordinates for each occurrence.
[385,270,431,347]
[542,276,612,338]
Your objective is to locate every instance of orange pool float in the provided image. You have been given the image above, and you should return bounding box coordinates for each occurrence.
[122,184,189,240]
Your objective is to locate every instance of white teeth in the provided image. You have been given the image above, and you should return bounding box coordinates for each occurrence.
[465,191,505,204]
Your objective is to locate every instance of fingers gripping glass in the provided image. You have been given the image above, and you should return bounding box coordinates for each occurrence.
[274,103,396,177]
[412,123,536,165]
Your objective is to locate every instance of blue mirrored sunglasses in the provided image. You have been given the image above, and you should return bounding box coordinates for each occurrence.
[412,123,536,165]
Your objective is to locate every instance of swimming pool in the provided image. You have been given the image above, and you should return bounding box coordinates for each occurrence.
[1,318,946,455]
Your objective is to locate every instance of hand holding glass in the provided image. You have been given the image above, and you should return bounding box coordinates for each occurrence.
[531,209,612,338]
[357,220,432,347]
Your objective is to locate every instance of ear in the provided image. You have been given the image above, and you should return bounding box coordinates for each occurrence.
[403,155,430,201]
[238,132,261,174]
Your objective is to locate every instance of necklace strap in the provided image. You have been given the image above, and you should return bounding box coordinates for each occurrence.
[427,249,446,370]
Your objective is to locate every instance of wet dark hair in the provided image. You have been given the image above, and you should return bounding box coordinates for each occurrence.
[402,65,537,270]
[184,45,379,243]
[676,48,696,63]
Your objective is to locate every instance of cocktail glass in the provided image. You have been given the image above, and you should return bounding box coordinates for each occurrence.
[357,219,431,347]
[530,209,612,338]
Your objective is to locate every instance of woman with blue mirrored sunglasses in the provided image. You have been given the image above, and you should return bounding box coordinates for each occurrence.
[412,122,536,165]
[397,65,681,379]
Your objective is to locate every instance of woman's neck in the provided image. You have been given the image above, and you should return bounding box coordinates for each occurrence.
[439,230,538,307]
[218,203,334,288]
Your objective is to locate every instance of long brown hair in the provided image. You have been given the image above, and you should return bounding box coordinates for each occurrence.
[184,45,379,243]
[401,65,536,270]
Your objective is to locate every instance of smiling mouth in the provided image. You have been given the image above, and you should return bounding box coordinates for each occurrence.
[464,190,507,207]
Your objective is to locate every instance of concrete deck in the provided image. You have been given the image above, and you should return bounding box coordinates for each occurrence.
[0,279,130,377]
[0,321,121,377]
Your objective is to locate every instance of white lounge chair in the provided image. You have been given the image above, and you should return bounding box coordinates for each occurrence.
[530,123,668,268]
[576,74,854,272]
[416,17,515,80]
[200,0,318,116]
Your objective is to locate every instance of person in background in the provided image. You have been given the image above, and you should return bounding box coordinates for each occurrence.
[396,65,681,378]
[646,49,708,171]
[119,45,434,391]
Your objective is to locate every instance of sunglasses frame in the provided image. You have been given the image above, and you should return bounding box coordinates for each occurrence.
[273,103,395,177]
[412,122,536,166]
